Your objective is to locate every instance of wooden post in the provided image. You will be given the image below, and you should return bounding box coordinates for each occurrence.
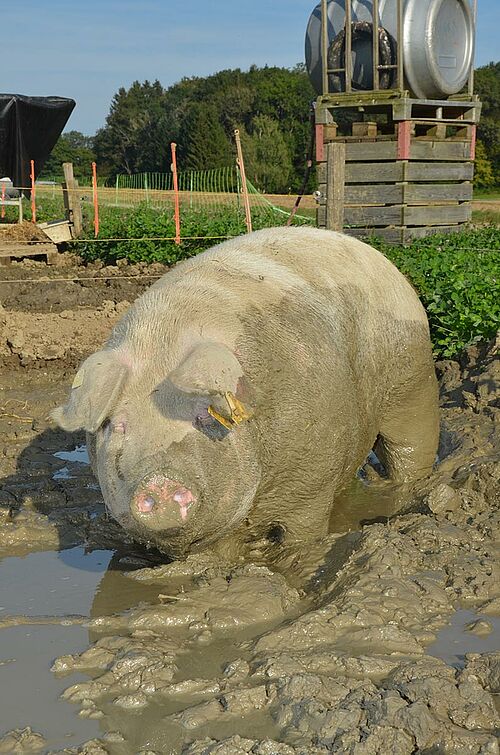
[396,0,404,92]
[468,0,477,97]
[326,142,345,231]
[397,121,412,160]
[234,129,253,234]
[372,0,380,91]
[92,162,99,237]
[345,0,352,93]
[62,162,83,237]
[170,143,181,245]
[321,0,329,95]
[30,160,36,223]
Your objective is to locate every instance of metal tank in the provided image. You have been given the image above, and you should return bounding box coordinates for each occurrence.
[305,0,475,99]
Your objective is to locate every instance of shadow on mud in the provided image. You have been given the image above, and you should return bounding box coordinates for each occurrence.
[0,424,167,571]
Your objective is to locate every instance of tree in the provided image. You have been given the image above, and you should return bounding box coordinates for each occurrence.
[474,141,495,188]
[240,115,293,193]
[94,80,173,176]
[474,62,500,185]
[182,104,232,170]
[41,131,95,179]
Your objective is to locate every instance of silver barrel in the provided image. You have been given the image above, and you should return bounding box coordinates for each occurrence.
[305,0,475,99]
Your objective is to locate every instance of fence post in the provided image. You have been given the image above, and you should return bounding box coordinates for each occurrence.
[1,185,4,219]
[326,142,345,231]
[92,162,99,237]
[30,160,36,223]
[234,129,252,233]
[62,162,83,237]
[170,143,181,245]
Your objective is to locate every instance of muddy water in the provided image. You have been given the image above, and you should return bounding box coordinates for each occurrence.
[428,609,500,667]
[0,548,162,748]
[0,334,499,753]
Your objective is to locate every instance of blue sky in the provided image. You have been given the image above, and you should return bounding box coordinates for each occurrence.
[5,0,499,136]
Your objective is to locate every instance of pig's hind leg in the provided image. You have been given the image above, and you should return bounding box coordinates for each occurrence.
[374,372,440,483]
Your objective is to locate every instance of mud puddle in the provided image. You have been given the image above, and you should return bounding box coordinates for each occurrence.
[428,609,500,668]
[0,546,165,753]
[52,447,90,482]
[0,548,111,753]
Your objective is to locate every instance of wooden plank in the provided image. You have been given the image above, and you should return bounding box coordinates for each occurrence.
[405,183,473,203]
[344,205,403,226]
[345,184,403,205]
[0,243,57,258]
[407,162,474,181]
[346,162,404,183]
[320,161,473,187]
[317,205,326,227]
[343,140,473,162]
[323,124,338,141]
[345,142,397,161]
[410,141,472,161]
[316,162,327,184]
[345,227,404,243]
[0,242,58,265]
[405,203,471,226]
[62,162,83,237]
[405,224,468,240]
[352,122,377,137]
[326,142,345,231]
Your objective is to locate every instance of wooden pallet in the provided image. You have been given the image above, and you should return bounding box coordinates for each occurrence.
[316,132,475,243]
[316,93,482,125]
[0,242,61,266]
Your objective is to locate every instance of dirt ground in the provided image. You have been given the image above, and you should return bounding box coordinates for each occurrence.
[0,255,499,754]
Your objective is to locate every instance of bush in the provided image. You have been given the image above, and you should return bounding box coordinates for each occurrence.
[371,227,500,358]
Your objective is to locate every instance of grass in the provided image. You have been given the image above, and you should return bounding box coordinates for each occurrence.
[472,209,500,225]
[473,187,500,200]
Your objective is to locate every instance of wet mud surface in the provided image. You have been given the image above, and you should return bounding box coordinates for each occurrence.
[0,261,499,753]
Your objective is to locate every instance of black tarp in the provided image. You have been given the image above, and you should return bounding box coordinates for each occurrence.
[0,94,75,193]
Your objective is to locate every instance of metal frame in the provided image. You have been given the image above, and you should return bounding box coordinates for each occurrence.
[319,0,477,99]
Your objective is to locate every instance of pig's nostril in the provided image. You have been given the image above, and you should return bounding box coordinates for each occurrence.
[172,487,194,505]
[137,495,155,513]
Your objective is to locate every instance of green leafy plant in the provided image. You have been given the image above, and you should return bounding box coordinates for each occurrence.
[370,227,500,358]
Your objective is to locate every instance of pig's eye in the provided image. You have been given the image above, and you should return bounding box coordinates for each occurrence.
[194,411,229,441]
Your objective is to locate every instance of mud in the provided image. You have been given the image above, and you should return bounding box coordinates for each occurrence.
[0,260,499,754]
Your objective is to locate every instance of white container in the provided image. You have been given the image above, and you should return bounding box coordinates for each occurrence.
[305,0,475,99]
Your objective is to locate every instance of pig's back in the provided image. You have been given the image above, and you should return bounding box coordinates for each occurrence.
[113,226,428,378]
[202,226,425,324]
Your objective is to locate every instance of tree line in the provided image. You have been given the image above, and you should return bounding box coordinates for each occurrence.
[42,62,500,193]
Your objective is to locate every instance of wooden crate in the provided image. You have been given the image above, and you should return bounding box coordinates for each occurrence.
[316,130,475,244]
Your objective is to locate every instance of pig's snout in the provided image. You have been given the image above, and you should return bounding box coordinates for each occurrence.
[131,474,196,530]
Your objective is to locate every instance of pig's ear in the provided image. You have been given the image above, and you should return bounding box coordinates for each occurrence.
[168,342,243,395]
[50,351,128,433]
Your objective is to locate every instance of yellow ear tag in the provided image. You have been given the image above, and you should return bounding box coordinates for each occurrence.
[207,392,251,431]
[207,405,233,430]
[72,370,84,389]
[224,392,252,425]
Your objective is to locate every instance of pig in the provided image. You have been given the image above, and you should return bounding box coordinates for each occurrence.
[51,227,439,559]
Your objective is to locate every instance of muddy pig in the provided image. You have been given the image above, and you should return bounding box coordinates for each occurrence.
[52,227,439,558]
